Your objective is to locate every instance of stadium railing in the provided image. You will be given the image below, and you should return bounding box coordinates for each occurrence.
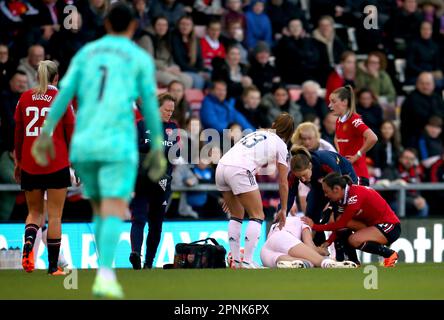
[1,182,444,217]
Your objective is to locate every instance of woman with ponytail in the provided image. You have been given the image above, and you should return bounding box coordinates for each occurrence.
[302,172,401,267]
[14,60,75,275]
[329,85,378,186]
[288,145,358,263]
[216,113,295,268]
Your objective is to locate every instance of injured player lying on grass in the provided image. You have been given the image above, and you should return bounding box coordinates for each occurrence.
[260,215,358,268]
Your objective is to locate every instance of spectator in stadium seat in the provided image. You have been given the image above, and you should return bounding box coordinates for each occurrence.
[309,0,348,28]
[0,0,40,58]
[186,152,224,218]
[298,80,328,122]
[168,80,191,129]
[417,115,443,168]
[0,70,28,155]
[200,19,226,72]
[385,0,424,56]
[77,0,107,44]
[0,70,28,220]
[406,21,443,89]
[355,51,396,104]
[400,72,444,148]
[235,85,268,128]
[171,15,207,89]
[312,15,347,68]
[367,120,402,182]
[352,0,396,54]
[397,148,429,217]
[419,0,442,37]
[137,15,193,89]
[200,80,254,134]
[325,51,356,102]
[211,45,252,100]
[45,6,82,77]
[17,44,44,89]
[150,0,186,28]
[321,111,337,148]
[428,149,444,213]
[193,0,224,26]
[132,0,152,34]
[34,0,65,47]
[220,20,248,64]
[259,84,303,128]
[222,0,246,34]
[0,44,17,91]
[245,0,272,51]
[274,18,330,86]
[356,88,384,138]
[247,41,280,96]
[266,0,308,40]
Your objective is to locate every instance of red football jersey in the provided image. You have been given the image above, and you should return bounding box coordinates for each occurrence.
[313,185,400,232]
[336,113,370,178]
[200,37,226,70]
[14,85,75,174]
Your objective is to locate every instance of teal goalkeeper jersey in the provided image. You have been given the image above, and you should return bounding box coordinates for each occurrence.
[42,34,163,163]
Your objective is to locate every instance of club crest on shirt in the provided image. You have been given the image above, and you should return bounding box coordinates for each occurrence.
[165,128,173,136]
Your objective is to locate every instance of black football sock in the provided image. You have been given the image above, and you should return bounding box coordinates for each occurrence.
[359,242,394,258]
[47,238,61,271]
[24,224,39,249]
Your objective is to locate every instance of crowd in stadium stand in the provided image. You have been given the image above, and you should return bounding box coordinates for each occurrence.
[2,0,444,221]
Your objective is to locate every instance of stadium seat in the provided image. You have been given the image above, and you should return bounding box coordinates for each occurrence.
[194,25,207,39]
[185,89,205,115]
[157,87,168,95]
[288,88,302,102]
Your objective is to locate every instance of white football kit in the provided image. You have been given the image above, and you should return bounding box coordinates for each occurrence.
[216,130,288,195]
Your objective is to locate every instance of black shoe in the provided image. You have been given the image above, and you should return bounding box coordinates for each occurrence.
[143,262,152,269]
[129,252,141,270]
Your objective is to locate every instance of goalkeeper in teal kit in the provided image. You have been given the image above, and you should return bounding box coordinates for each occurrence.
[32,3,166,299]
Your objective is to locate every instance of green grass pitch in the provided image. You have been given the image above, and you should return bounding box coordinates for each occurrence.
[0,263,443,300]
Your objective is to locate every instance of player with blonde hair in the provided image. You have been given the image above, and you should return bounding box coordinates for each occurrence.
[14,60,75,275]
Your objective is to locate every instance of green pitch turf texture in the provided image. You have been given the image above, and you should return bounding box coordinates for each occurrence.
[0,263,443,300]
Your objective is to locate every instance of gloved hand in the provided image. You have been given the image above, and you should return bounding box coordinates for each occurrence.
[143,149,167,182]
[31,132,55,167]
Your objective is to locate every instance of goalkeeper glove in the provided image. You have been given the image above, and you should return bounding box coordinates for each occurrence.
[143,149,167,182]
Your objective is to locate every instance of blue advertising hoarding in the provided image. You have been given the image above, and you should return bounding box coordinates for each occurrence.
[0,221,266,269]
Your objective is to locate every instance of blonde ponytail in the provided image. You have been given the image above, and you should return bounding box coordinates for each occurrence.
[35,60,58,95]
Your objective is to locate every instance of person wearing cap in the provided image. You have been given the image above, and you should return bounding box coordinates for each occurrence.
[247,41,280,95]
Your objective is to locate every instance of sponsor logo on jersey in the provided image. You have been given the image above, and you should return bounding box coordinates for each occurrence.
[348,195,358,205]
[352,118,364,128]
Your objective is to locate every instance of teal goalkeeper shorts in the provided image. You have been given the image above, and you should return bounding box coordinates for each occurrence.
[73,160,137,202]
